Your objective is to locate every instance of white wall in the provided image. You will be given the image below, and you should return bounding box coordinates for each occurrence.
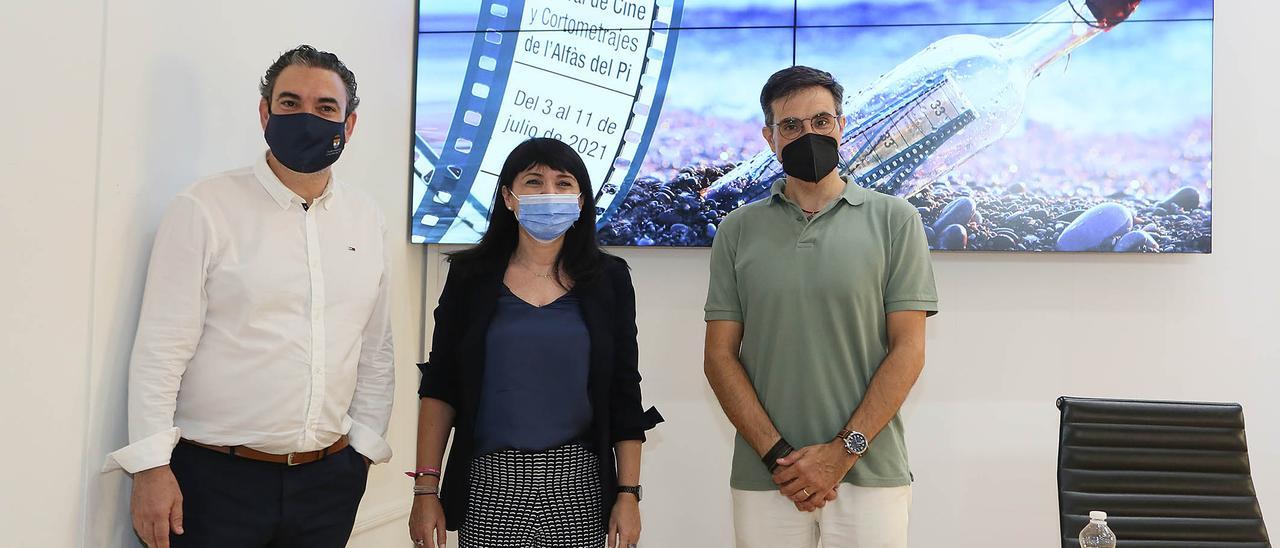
[3,1,426,546]
[1,1,104,545]
[1,1,1276,547]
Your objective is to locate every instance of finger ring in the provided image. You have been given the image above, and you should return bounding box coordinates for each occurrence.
[414,540,424,546]
[802,488,811,498]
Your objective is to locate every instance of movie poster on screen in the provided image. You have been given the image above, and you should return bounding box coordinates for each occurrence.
[412,0,1212,253]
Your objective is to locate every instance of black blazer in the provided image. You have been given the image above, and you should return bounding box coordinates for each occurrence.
[417,254,663,531]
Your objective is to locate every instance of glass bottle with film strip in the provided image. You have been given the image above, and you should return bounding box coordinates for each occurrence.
[703,0,1141,206]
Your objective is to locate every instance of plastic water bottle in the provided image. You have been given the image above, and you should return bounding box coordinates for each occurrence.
[1079,510,1117,547]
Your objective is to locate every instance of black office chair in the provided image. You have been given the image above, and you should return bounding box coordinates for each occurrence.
[1056,396,1270,547]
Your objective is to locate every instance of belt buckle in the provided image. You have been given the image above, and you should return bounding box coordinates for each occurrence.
[286,452,299,466]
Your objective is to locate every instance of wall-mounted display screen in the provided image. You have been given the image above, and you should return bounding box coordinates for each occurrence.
[412,0,1212,252]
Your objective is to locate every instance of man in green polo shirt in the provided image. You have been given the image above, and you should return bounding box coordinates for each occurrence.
[704,66,938,547]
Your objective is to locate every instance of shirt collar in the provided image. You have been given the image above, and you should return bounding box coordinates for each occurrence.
[253,151,339,211]
[769,175,867,207]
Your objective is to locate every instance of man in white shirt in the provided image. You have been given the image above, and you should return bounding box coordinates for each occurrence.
[105,45,395,548]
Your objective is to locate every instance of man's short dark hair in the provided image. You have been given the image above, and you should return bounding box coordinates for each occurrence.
[260,45,360,116]
[759,66,844,125]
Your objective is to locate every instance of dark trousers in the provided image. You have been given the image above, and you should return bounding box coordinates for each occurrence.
[167,441,369,548]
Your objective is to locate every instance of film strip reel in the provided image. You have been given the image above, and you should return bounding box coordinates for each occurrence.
[844,75,976,197]
[411,0,684,244]
[410,134,438,243]
[855,109,975,196]
[703,73,978,207]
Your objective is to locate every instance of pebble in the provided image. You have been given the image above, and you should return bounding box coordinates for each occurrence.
[1162,186,1201,210]
[933,197,977,233]
[988,234,1016,250]
[939,224,968,250]
[1114,230,1158,252]
[1056,202,1134,251]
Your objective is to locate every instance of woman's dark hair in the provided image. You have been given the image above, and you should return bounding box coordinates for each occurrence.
[448,138,607,287]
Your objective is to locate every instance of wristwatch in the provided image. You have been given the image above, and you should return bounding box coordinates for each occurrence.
[617,485,643,502]
[837,429,869,456]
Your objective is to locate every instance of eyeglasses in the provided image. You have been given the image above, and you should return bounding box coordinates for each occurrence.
[766,113,840,140]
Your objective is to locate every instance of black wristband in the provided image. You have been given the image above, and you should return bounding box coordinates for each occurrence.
[762,438,794,473]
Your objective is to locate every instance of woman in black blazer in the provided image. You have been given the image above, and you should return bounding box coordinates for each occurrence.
[408,138,662,548]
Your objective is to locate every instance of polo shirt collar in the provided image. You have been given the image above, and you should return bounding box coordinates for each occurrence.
[769,174,867,207]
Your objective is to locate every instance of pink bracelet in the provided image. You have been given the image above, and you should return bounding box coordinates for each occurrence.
[404,467,441,478]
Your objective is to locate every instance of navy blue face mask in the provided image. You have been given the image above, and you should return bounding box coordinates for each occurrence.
[264,111,347,174]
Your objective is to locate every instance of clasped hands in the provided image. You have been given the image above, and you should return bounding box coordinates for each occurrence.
[771,440,857,512]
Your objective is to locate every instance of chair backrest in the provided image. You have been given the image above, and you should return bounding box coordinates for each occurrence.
[1056,396,1270,547]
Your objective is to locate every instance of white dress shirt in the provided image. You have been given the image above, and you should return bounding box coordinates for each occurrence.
[105,153,395,473]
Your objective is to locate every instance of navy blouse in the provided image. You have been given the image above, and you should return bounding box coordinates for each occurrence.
[473,286,592,455]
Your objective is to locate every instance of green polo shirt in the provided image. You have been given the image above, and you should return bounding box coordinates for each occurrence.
[705,177,939,490]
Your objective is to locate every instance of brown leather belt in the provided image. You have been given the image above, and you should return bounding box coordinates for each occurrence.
[181,435,350,466]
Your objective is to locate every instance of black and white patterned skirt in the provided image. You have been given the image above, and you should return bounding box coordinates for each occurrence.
[460,443,605,548]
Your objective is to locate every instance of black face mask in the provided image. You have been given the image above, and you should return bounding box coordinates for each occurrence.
[264,111,347,174]
[779,133,840,183]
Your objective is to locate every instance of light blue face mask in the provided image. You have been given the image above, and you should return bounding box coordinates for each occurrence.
[512,192,581,242]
